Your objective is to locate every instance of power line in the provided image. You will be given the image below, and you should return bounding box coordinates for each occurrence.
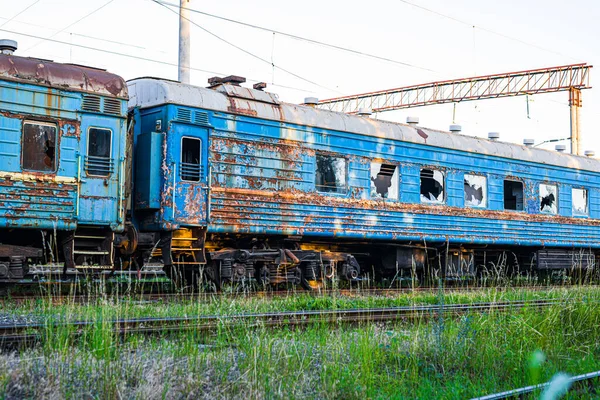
[153,0,437,73]
[397,0,580,62]
[0,0,41,29]
[0,27,317,94]
[149,0,341,94]
[0,15,147,50]
[24,0,116,52]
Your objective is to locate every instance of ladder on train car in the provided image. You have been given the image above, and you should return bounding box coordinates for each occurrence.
[63,226,114,271]
[151,227,207,284]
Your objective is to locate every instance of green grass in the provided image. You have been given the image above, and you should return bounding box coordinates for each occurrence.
[2,285,600,323]
[1,298,600,399]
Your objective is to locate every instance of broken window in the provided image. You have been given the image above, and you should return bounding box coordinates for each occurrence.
[420,168,445,204]
[370,162,399,200]
[464,174,487,207]
[315,154,346,193]
[540,183,557,214]
[22,121,57,172]
[572,188,588,216]
[504,180,524,211]
[86,128,112,176]
[180,137,201,182]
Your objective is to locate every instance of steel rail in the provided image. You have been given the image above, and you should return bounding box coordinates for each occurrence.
[2,285,593,304]
[471,370,600,400]
[0,299,568,347]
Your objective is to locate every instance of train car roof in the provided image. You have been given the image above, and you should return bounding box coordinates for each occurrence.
[0,54,127,99]
[127,77,600,173]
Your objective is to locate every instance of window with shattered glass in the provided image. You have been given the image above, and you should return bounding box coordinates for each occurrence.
[464,174,487,207]
[504,180,524,211]
[572,188,588,216]
[22,121,57,172]
[420,168,445,204]
[315,154,347,193]
[539,183,558,214]
[370,162,399,200]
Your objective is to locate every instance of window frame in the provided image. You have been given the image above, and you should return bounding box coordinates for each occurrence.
[503,179,525,212]
[463,173,488,208]
[21,120,58,173]
[571,187,589,217]
[419,167,446,205]
[369,161,400,200]
[180,136,202,183]
[539,182,558,215]
[85,126,113,177]
[315,152,348,195]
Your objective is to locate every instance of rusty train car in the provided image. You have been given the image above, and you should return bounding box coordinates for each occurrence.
[0,41,131,283]
[1,39,600,288]
[126,76,600,288]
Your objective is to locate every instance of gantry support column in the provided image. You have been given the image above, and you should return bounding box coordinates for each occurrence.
[569,87,582,155]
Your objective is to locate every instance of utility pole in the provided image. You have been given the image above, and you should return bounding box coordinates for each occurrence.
[569,87,582,155]
[178,0,191,84]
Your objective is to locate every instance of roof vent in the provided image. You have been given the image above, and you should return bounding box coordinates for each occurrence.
[523,139,535,147]
[358,108,372,117]
[584,150,595,157]
[406,116,419,125]
[253,82,267,91]
[207,75,246,88]
[221,75,245,86]
[555,144,566,153]
[488,132,500,141]
[0,39,17,55]
[304,97,319,107]
[449,124,462,133]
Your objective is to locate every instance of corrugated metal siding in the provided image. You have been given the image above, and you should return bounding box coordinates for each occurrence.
[0,180,77,229]
[209,192,599,246]
[205,110,600,248]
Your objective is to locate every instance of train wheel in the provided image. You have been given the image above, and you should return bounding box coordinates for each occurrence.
[204,261,221,291]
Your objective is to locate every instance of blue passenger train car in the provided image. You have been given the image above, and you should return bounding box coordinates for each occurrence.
[128,76,600,288]
[0,42,129,281]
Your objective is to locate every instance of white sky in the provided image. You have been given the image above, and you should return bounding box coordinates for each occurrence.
[2,0,599,152]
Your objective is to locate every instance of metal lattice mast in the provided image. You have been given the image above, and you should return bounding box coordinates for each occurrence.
[317,64,592,154]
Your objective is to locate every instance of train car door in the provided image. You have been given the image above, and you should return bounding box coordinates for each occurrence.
[78,118,123,226]
[169,123,209,226]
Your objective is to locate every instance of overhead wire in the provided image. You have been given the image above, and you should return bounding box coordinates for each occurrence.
[153,0,437,73]
[397,0,580,62]
[0,15,147,50]
[0,0,41,29]
[0,27,317,94]
[23,0,116,52]
[149,0,341,94]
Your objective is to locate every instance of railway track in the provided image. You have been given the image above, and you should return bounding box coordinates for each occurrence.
[0,299,566,348]
[1,284,594,304]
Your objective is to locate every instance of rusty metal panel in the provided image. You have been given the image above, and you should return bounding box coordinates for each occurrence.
[0,54,127,99]
[0,175,77,229]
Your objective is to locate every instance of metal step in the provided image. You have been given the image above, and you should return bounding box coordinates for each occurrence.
[73,250,110,255]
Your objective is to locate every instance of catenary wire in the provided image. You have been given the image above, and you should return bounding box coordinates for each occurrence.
[397,0,581,62]
[23,0,116,52]
[0,0,41,29]
[0,27,317,94]
[149,0,342,94]
[153,0,437,73]
[0,15,147,50]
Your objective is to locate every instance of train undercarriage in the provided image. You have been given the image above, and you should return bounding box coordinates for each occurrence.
[1,227,598,288]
